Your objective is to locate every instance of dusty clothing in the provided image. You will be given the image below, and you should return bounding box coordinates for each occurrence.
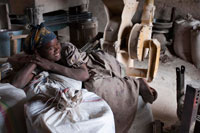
[59,42,140,132]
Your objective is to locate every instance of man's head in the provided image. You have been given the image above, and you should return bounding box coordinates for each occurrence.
[24,23,61,61]
[37,38,61,61]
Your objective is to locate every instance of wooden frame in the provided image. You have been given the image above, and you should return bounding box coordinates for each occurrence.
[9,34,28,56]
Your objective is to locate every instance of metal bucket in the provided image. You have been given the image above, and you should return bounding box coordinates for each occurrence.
[69,19,98,49]
[0,29,23,57]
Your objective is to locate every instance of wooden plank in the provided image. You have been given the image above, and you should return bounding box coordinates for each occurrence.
[9,34,28,56]
[11,35,28,40]
[0,58,8,65]
[179,85,200,133]
[0,3,11,29]
[10,39,18,56]
[126,68,147,78]
[8,0,34,15]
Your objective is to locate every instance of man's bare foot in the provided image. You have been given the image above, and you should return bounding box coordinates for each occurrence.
[138,78,158,103]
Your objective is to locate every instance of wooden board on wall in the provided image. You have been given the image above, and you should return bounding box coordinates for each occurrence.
[0,3,11,29]
[8,0,34,15]
[8,0,89,15]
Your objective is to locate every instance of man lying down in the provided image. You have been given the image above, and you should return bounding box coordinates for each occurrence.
[6,23,157,133]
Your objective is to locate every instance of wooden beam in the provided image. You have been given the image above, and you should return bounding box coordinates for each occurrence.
[10,34,28,56]
[0,3,11,29]
[11,35,28,40]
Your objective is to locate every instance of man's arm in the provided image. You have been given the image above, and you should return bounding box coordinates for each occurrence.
[30,55,89,81]
[7,53,32,71]
[50,63,89,81]
[11,63,36,88]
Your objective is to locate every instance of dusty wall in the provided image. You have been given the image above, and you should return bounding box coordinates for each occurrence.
[2,0,200,31]
[0,0,7,3]
[7,0,89,15]
[154,0,200,20]
[88,0,107,32]
[89,0,200,32]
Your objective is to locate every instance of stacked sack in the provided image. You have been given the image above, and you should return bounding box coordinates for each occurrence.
[173,14,200,68]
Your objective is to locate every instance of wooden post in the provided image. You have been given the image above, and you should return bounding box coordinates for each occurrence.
[0,3,11,29]
[10,39,18,56]
[10,34,28,56]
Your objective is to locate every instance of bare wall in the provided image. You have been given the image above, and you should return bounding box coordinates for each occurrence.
[155,0,200,20]
[88,0,200,32]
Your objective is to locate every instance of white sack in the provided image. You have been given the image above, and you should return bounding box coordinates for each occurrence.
[173,15,200,62]
[25,72,115,133]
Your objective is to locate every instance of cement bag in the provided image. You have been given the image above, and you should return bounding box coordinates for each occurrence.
[0,83,27,133]
[191,24,200,68]
[173,15,200,62]
[25,72,115,133]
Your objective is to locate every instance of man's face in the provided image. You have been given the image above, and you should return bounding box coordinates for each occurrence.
[37,38,61,61]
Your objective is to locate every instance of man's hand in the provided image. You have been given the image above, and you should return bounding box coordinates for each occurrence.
[7,53,33,70]
[11,63,37,89]
[30,53,53,71]
[138,78,157,104]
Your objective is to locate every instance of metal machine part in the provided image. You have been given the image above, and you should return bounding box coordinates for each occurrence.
[176,65,185,121]
[102,0,160,82]
[124,0,160,82]
[8,0,89,24]
[10,8,94,32]
[69,5,97,48]
[8,0,90,31]
[128,0,155,61]
[179,85,200,133]
[126,39,160,82]
[176,65,185,100]
[152,7,175,34]
[101,0,125,55]
[80,32,103,53]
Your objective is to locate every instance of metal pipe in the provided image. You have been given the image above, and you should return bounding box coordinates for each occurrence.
[176,67,181,101]
[180,65,185,91]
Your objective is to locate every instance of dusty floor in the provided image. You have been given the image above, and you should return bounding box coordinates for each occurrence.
[135,50,200,128]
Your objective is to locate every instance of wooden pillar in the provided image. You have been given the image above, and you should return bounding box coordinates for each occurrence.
[0,3,11,29]
[10,34,28,56]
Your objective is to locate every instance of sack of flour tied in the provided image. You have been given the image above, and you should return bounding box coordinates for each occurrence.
[0,83,27,133]
[190,24,200,68]
[25,72,115,133]
[173,14,200,62]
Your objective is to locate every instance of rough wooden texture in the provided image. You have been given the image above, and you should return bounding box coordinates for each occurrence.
[0,3,11,29]
[116,0,139,52]
[8,0,89,15]
[10,34,27,56]
[8,0,34,15]
[126,39,160,82]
